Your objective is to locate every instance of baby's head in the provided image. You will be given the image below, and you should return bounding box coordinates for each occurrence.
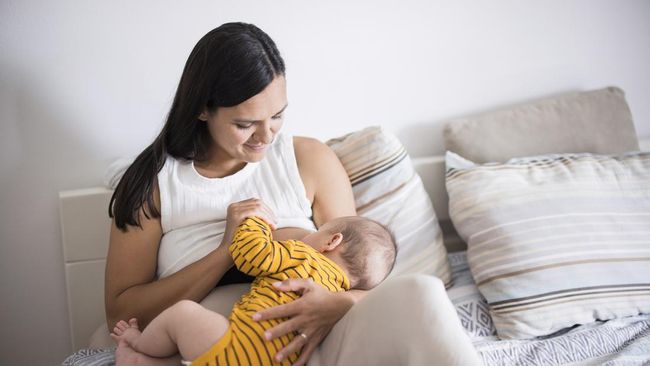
[302,216,397,290]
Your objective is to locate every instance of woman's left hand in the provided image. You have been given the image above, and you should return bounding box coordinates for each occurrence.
[252,278,355,365]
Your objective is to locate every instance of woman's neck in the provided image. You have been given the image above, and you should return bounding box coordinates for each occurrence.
[194,153,247,179]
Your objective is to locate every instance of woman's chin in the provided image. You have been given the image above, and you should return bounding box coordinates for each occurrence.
[242,146,269,161]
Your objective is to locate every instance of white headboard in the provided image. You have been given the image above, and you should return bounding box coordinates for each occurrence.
[59,188,113,352]
[58,157,456,352]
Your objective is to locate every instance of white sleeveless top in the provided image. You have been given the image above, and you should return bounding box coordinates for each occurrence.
[156,133,317,279]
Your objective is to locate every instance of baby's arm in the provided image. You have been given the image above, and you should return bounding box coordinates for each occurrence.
[230,217,306,276]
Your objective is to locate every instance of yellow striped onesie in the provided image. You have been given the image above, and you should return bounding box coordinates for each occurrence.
[190,217,350,366]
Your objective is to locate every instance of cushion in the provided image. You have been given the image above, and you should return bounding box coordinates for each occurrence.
[326,126,452,286]
[443,86,640,164]
[445,150,650,339]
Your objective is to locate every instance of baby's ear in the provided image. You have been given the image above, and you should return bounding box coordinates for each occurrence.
[324,232,343,252]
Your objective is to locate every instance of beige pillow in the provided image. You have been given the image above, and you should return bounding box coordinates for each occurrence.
[327,126,452,286]
[444,86,639,164]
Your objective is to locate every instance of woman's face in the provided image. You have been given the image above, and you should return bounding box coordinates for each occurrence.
[200,76,287,164]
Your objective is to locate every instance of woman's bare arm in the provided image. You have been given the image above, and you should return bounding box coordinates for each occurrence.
[295,136,356,225]
[104,184,233,330]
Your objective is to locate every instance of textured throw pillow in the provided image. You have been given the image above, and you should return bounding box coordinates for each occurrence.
[326,126,452,286]
[446,150,650,339]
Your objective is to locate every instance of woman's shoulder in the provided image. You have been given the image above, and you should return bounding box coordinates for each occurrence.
[293,136,341,170]
[292,136,342,187]
[292,136,333,160]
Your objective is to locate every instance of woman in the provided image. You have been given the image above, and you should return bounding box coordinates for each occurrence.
[106,22,481,366]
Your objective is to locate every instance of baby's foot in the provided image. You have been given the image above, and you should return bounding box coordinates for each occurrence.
[114,339,143,366]
[110,318,141,347]
[115,339,182,366]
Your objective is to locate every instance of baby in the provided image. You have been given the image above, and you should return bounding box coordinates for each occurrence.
[111,203,397,365]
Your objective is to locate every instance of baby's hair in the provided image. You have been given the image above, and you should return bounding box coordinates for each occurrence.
[328,217,397,290]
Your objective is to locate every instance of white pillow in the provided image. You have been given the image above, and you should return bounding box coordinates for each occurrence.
[446,150,650,339]
[327,126,451,285]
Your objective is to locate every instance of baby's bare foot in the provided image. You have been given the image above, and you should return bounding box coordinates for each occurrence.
[115,339,182,366]
[114,339,143,366]
[110,318,141,347]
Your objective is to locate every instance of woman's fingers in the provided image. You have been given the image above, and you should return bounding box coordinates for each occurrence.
[273,278,314,293]
[254,298,300,322]
[263,315,302,341]
[292,336,320,366]
[273,331,309,362]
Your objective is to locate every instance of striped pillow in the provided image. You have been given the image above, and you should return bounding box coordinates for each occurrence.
[326,126,451,286]
[445,150,650,339]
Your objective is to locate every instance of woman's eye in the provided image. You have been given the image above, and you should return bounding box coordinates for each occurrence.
[236,123,253,129]
[272,114,284,120]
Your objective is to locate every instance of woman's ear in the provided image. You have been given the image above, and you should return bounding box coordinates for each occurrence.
[323,232,343,252]
[198,110,209,121]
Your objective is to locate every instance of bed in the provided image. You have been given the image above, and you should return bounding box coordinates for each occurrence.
[60,86,650,365]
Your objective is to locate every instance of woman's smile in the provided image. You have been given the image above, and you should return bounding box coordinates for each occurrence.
[244,141,269,152]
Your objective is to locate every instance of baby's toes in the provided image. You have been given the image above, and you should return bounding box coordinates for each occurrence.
[112,326,123,336]
[114,320,129,333]
[128,318,139,329]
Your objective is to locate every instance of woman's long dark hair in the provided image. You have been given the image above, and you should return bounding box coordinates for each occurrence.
[109,22,286,230]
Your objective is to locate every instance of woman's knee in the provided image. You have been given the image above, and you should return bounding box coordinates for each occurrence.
[372,274,454,319]
[380,274,446,298]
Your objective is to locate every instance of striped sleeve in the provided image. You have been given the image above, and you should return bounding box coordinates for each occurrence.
[229,217,307,276]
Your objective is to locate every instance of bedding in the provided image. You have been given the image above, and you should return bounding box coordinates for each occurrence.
[446,150,650,340]
[448,252,650,366]
[447,251,496,338]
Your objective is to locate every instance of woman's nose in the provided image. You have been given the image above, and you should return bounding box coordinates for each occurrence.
[254,122,274,144]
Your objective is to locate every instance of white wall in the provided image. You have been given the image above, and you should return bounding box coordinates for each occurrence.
[1,0,649,364]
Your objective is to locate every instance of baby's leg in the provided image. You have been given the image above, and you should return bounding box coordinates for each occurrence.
[135,300,230,361]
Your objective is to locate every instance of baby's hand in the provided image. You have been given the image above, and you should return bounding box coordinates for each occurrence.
[223,199,277,245]
[227,198,277,229]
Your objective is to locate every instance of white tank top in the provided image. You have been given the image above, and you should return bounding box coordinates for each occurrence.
[156,133,316,279]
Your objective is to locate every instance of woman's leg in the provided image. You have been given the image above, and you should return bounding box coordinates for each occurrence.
[309,275,482,366]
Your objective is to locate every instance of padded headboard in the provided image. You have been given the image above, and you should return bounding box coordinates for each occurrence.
[59,188,112,352]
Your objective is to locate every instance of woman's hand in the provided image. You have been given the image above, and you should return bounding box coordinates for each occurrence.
[253,279,355,365]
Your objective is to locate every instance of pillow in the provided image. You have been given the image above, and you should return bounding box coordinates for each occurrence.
[445,150,650,339]
[443,86,640,164]
[326,126,452,286]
